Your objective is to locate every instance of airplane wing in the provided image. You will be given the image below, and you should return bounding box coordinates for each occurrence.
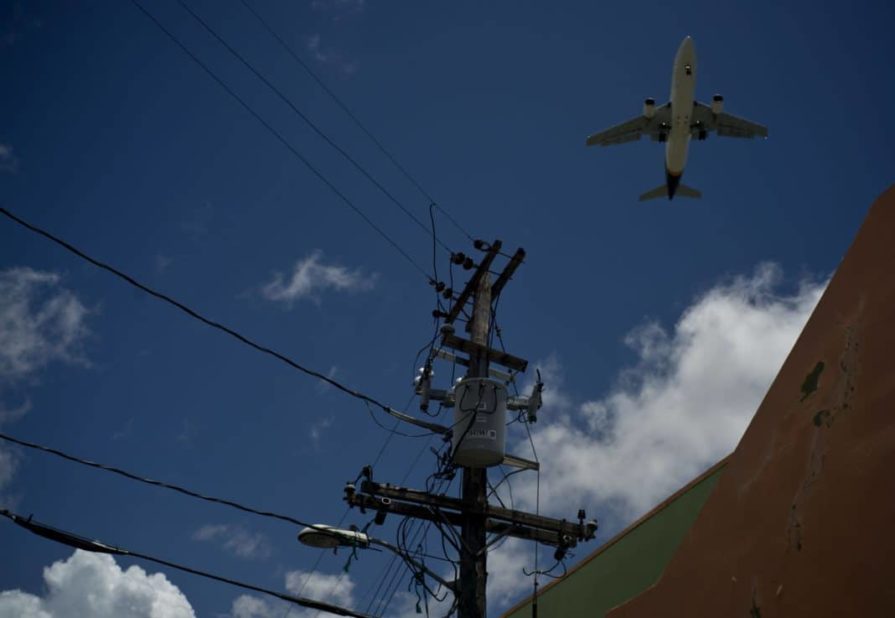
[586,104,671,146]
[692,102,768,139]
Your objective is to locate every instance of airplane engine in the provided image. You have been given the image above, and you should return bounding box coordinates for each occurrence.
[711,94,724,115]
[643,98,656,119]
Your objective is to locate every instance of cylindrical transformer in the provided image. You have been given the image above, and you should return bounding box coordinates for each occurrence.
[452,377,507,467]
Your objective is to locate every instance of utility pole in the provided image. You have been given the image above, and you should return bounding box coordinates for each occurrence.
[459,272,492,618]
[342,240,598,617]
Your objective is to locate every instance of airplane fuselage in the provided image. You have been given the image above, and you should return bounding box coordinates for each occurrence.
[585,35,768,201]
[665,37,697,198]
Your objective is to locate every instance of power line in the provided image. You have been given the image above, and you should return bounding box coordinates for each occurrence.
[0,509,371,618]
[0,431,316,530]
[238,0,476,245]
[0,206,445,435]
[175,0,451,256]
[128,0,432,282]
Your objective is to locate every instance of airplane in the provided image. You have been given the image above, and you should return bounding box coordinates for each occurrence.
[586,36,768,201]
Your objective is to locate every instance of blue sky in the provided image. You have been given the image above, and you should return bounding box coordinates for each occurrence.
[1,0,894,616]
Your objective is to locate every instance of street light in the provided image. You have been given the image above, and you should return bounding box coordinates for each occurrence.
[298,525,370,550]
[298,525,456,593]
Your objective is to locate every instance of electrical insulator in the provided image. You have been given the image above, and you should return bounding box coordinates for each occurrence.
[414,366,433,411]
[527,374,544,423]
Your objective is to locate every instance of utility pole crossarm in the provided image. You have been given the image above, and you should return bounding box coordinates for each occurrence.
[344,489,585,548]
[440,330,529,373]
[357,480,596,543]
[490,247,525,299]
[444,241,502,326]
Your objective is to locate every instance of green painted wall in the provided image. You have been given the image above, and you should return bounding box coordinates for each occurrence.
[502,463,726,618]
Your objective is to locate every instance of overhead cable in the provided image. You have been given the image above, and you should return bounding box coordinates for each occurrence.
[0,509,371,618]
[0,431,315,530]
[175,0,450,256]
[0,206,446,435]
[238,0,476,244]
[128,0,431,282]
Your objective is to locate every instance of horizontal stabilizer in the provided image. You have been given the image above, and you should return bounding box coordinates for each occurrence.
[638,183,703,202]
[676,184,702,199]
[638,185,668,201]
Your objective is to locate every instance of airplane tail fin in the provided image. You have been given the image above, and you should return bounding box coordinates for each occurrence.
[638,183,702,202]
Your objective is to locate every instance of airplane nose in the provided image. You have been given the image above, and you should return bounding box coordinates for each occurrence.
[680,36,695,55]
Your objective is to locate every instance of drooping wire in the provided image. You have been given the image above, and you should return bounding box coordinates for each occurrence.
[308,434,437,618]
[0,509,371,618]
[361,456,451,617]
[301,322,443,617]
[523,557,568,580]
[375,402,460,615]
[174,0,451,258]
[237,0,477,245]
[301,318,446,618]
[128,0,432,282]
[375,481,453,617]
[356,260,463,616]
[430,203,445,314]
[288,386,427,618]
[366,409,458,616]
[0,206,443,436]
[488,465,527,506]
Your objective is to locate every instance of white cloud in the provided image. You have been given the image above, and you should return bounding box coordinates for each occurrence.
[286,570,355,610]
[0,549,195,617]
[192,524,271,560]
[0,143,19,173]
[261,251,376,306]
[230,595,274,618]
[480,263,827,609]
[0,267,90,495]
[0,267,89,380]
[229,570,357,618]
[0,447,18,492]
